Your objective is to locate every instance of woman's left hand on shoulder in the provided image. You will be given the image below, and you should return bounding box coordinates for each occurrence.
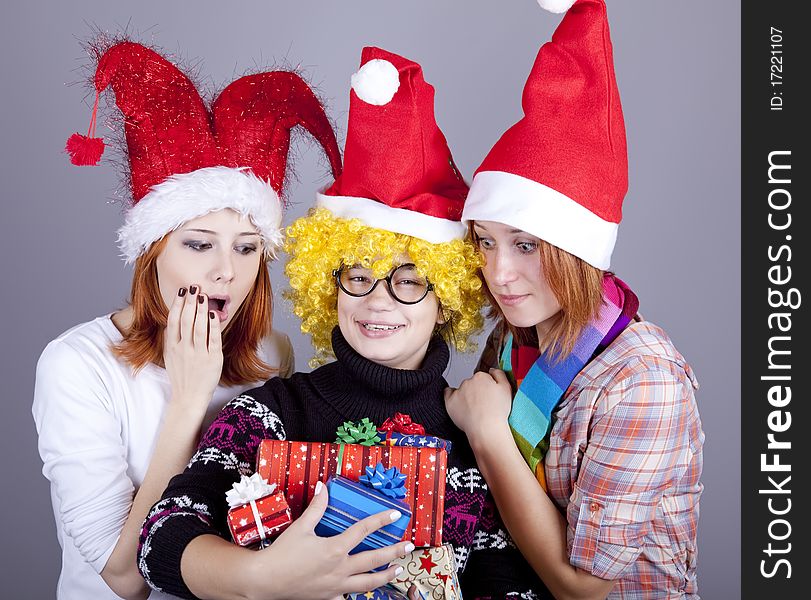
[444,368,512,443]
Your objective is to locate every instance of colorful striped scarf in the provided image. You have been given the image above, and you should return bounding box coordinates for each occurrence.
[500,275,639,483]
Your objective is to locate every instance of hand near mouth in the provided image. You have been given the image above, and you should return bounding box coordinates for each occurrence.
[163,284,224,414]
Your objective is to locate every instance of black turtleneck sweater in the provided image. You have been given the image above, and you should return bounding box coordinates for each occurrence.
[138,329,547,599]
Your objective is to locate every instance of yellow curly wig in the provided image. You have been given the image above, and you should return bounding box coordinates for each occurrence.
[284,207,485,366]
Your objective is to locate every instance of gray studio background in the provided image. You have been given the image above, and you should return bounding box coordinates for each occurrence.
[0,1,740,598]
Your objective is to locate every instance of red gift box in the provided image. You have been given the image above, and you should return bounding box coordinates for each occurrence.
[226,491,292,547]
[257,440,446,546]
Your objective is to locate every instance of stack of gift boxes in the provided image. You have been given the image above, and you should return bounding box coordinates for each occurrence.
[225,413,463,599]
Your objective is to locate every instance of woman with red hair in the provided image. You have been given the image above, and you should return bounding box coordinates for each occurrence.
[33,40,341,600]
[446,2,704,598]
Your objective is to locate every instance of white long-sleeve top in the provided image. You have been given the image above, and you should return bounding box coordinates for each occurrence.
[32,314,294,600]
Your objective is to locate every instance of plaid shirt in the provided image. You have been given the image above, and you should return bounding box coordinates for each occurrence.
[479,320,704,599]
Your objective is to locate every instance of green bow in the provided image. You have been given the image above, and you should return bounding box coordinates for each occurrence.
[335,418,381,446]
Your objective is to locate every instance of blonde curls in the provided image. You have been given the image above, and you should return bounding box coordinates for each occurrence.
[284,207,485,366]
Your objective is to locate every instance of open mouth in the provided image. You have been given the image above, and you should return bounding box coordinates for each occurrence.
[208,297,226,312]
[207,296,230,322]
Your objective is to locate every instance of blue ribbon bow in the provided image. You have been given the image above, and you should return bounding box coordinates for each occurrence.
[359,463,407,500]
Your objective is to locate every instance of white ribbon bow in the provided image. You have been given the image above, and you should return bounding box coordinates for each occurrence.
[226,473,278,543]
[226,473,277,508]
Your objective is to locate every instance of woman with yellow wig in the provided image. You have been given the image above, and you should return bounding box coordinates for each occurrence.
[137,47,548,599]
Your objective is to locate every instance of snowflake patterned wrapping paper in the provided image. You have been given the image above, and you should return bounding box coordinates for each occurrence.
[388,544,463,600]
[256,439,447,546]
[226,492,291,547]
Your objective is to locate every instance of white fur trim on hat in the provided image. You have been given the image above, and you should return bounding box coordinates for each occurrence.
[350,59,400,106]
[117,166,283,263]
[538,0,577,14]
[462,170,618,269]
[316,191,466,244]
[537,0,577,14]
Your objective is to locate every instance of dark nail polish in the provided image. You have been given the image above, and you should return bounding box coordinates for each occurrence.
[198,294,205,304]
[189,285,198,294]
[178,287,187,297]
[209,311,215,319]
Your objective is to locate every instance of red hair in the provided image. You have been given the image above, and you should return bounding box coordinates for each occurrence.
[113,236,275,386]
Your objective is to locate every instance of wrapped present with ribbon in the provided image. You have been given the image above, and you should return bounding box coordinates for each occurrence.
[257,420,447,546]
[336,417,382,446]
[378,413,453,453]
[225,473,292,548]
[315,463,412,555]
[345,585,410,600]
[388,544,463,600]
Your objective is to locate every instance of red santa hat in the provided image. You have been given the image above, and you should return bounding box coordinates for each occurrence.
[462,0,627,269]
[316,46,468,244]
[66,41,342,263]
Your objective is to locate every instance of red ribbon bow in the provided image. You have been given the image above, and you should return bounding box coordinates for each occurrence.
[379,413,426,435]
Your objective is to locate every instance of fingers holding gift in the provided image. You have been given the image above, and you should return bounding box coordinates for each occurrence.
[291,480,330,532]
[338,508,405,554]
[342,562,406,595]
[346,539,414,577]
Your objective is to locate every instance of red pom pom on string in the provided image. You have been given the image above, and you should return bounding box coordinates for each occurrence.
[66,89,104,166]
[65,133,105,166]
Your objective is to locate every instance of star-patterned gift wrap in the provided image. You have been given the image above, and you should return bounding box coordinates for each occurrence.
[256,439,447,546]
[315,474,411,555]
[388,544,463,600]
[377,431,452,453]
[226,491,291,547]
[345,585,409,600]
[377,413,452,453]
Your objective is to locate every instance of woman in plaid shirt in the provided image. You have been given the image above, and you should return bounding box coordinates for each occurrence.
[444,1,704,599]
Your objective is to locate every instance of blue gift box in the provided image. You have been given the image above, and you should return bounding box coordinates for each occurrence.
[377,430,452,454]
[315,475,412,553]
[345,584,410,600]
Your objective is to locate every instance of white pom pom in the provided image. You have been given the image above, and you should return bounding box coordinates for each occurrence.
[350,59,400,106]
[537,0,577,14]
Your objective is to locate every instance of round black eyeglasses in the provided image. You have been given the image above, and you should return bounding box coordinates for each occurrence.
[332,263,434,305]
